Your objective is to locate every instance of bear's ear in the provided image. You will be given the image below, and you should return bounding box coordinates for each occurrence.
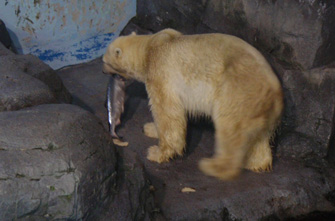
[131,31,136,36]
[115,48,122,57]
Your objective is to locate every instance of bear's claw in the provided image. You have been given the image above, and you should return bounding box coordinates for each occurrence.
[147,145,169,163]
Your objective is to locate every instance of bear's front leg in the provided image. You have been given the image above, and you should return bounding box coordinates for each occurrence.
[146,87,187,163]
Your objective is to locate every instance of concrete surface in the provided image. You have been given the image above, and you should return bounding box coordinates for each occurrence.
[0,0,136,69]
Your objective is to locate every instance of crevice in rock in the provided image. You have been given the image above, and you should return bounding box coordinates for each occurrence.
[57,167,76,175]
[325,189,335,206]
[285,211,335,221]
[327,105,335,165]
[31,142,63,151]
[221,207,237,221]
[84,150,98,161]
[17,199,42,220]
[15,173,25,178]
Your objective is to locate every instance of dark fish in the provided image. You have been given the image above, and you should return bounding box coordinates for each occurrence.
[107,74,126,139]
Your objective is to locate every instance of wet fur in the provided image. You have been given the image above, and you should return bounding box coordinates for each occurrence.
[103,29,283,180]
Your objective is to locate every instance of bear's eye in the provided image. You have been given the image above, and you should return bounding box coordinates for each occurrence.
[115,48,122,57]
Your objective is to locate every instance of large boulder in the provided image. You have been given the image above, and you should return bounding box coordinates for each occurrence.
[8,54,72,103]
[57,58,155,220]
[88,149,154,221]
[136,0,335,69]
[0,46,71,111]
[273,62,335,164]
[0,104,117,220]
[0,59,57,112]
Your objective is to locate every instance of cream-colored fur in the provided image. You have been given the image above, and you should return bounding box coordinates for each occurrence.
[143,122,159,138]
[103,29,283,180]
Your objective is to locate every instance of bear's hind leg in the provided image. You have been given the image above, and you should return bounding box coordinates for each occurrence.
[244,134,272,172]
[199,132,248,180]
[199,115,251,180]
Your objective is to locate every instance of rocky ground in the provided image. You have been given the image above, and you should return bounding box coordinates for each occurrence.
[56,56,335,221]
[0,20,151,221]
[1,0,335,219]
[135,0,335,167]
[2,47,334,220]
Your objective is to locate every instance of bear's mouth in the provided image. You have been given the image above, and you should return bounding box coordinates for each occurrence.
[103,62,120,74]
[102,62,114,73]
[102,62,130,80]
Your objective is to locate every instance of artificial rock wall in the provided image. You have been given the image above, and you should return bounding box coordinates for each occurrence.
[0,0,136,69]
[134,0,335,166]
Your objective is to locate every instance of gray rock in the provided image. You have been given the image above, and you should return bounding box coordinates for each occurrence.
[14,54,71,103]
[202,0,335,69]
[0,51,71,111]
[0,62,57,112]
[115,87,335,220]
[88,149,153,221]
[120,18,153,36]
[0,41,14,56]
[136,0,210,34]
[58,57,335,220]
[0,104,117,220]
[57,59,154,221]
[149,161,335,220]
[136,0,335,69]
[275,64,335,163]
[1,52,72,103]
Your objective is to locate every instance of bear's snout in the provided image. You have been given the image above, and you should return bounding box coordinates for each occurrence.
[102,63,110,75]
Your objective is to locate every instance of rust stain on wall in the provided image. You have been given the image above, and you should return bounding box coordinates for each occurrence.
[34,0,41,6]
[71,10,80,23]
[61,15,66,29]
[35,12,40,20]
[22,23,36,36]
[52,3,65,17]
[15,5,20,16]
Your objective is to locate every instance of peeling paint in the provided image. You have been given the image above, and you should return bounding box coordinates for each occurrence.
[34,0,41,7]
[29,32,116,68]
[0,0,136,69]
[35,12,40,20]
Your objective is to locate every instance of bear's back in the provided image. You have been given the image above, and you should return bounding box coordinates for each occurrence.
[152,33,279,89]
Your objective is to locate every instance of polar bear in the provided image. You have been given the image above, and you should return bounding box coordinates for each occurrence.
[102,29,283,180]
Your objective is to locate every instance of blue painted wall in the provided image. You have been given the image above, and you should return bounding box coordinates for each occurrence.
[0,0,136,69]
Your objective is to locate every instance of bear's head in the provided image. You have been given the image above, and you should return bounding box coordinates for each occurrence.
[102,32,145,81]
